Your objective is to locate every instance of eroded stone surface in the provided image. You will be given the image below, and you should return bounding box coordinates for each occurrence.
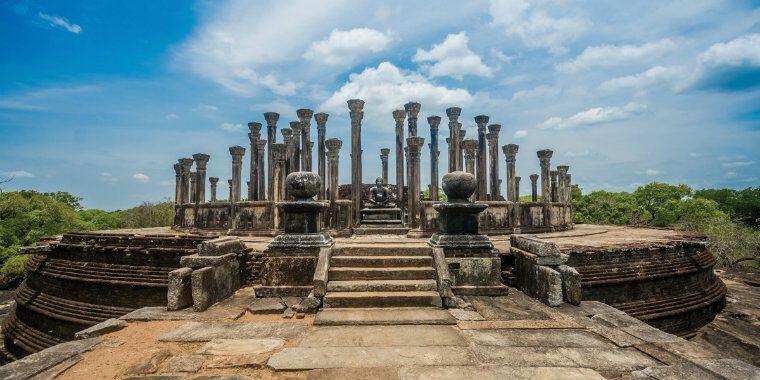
[159,321,309,342]
[464,328,613,348]
[120,307,197,321]
[75,318,128,339]
[399,366,606,380]
[300,325,465,347]
[160,355,205,373]
[196,339,285,356]
[247,297,286,314]
[268,346,475,370]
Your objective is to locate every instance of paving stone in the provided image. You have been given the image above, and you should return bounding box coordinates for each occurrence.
[457,319,581,330]
[282,308,296,318]
[0,338,101,380]
[267,346,475,370]
[204,355,269,369]
[466,295,552,321]
[297,368,401,380]
[30,354,82,380]
[314,308,456,326]
[247,297,286,314]
[300,325,465,347]
[282,296,302,308]
[399,366,606,380]
[632,363,723,380]
[693,358,760,379]
[634,341,718,365]
[620,324,681,343]
[124,376,184,380]
[464,328,614,348]
[120,307,197,321]
[159,321,309,342]
[196,338,284,356]
[161,355,205,373]
[472,346,578,367]
[558,347,660,371]
[472,345,658,371]
[448,308,485,321]
[586,324,644,348]
[125,349,172,375]
[75,318,128,339]
[191,376,253,380]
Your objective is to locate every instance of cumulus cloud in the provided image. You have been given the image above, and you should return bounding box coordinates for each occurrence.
[556,39,676,72]
[536,102,647,130]
[220,123,244,132]
[513,130,528,138]
[412,32,493,79]
[38,12,82,34]
[688,33,760,91]
[304,28,393,66]
[320,62,473,118]
[721,160,755,168]
[488,0,588,54]
[599,66,686,91]
[132,173,150,182]
[2,170,34,178]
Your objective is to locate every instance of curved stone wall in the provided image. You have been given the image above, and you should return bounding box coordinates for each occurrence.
[2,232,208,360]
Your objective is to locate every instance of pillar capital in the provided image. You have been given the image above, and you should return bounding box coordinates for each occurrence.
[487,123,501,135]
[427,115,441,130]
[173,163,181,176]
[264,112,280,127]
[502,144,519,159]
[325,138,343,156]
[289,121,302,135]
[296,108,314,123]
[445,107,462,121]
[537,149,553,165]
[550,170,558,180]
[404,102,421,118]
[406,136,425,152]
[392,109,406,125]
[347,99,365,112]
[529,174,539,182]
[314,112,328,128]
[474,115,489,128]
[557,165,569,175]
[248,122,262,135]
[256,139,267,150]
[209,177,219,184]
[271,143,287,161]
[380,148,390,158]
[462,139,479,156]
[281,128,293,144]
[229,145,246,158]
[178,158,194,170]
[192,153,210,169]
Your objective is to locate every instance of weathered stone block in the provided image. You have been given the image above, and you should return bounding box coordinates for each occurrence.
[167,267,193,311]
[558,264,581,305]
[180,252,236,269]
[75,318,127,339]
[535,265,563,307]
[198,236,245,256]
[260,256,317,286]
[192,267,215,312]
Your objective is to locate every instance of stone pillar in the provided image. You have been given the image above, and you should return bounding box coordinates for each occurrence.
[256,140,267,200]
[515,176,521,200]
[348,99,365,226]
[529,174,539,202]
[550,170,559,202]
[393,109,406,205]
[446,107,462,173]
[565,174,573,203]
[487,124,501,199]
[557,165,569,204]
[281,127,294,179]
[537,149,553,202]
[192,153,210,204]
[380,148,390,185]
[428,116,441,201]
[229,146,246,203]
[474,115,489,201]
[209,177,219,202]
[458,130,466,170]
[315,112,329,200]
[248,122,262,200]
[290,121,301,172]
[227,179,233,203]
[178,158,194,204]
[297,109,314,172]
[189,172,197,204]
[404,102,421,137]
[270,144,287,202]
[173,163,181,204]
[462,139,478,175]
[502,144,519,202]
[406,136,425,228]
[326,138,342,227]
[264,112,280,201]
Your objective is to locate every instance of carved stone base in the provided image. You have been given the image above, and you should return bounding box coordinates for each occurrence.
[268,232,334,249]
[428,233,494,250]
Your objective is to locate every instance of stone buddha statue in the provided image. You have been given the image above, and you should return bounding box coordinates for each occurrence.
[367,177,394,208]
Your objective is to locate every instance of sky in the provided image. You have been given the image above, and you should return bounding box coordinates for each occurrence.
[1,0,759,210]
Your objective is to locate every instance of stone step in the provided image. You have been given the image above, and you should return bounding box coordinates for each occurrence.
[331,256,433,268]
[329,267,436,281]
[323,291,442,308]
[353,227,411,236]
[332,245,431,256]
[314,308,456,326]
[326,279,438,292]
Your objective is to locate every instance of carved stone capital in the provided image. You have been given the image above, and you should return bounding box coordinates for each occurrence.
[406,136,425,154]
[178,158,194,171]
[502,144,519,159]
[281,128,293,144]
[192,153,210,169]
[347,99,365,112]
[474,115,489,128]
[229,145,246,158]
[248,122,262,135]
[296,108,314,123]
[270,143,287,161]
[529,174,539,183]
[289,121,302,135]
[264,112,280,127]
[392,109,406,125]
[314,112,328,128]
[537,149,553,165]
[557,165,569,175]
[404,102,421,118]
[173,163,181,176]
[256,139,267,151]
[380,148,390,158]
[427,115,441,130]
[445,107,461,121]
[209,177,219,185]
[487,124,501,135]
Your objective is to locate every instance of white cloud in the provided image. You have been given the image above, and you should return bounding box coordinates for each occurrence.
[687,33,760,91]
[721,160,755,168]
[220,123,244,132]
[488,0,588,54]
[513,129,528,138]
[100,172,118,184]
[698,34,760,68]
[566,150,590,158]
[536,102,647,130]
[132,173,150,182]
[2,170,34,178]
[599,66,686,91]
[38,12,82,34]
[490,48,514,63]
[725,171,738,178]
[556,39,676,72]
[510,85,560,101]
[304,28,393,66]
[688,152,702,157]
[412,32,493,79]
[320,62,473,118]
[165,113,179,120]
[194,104,218,113]
[645,169,661,176]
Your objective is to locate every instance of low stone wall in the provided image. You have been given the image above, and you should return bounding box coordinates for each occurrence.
[420,201,572,236]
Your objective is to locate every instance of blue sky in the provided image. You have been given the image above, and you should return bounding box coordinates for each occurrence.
[1,0,759,210]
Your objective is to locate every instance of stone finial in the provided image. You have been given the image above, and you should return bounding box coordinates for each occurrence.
[286,171,320,200]
[314,112,329,127]
[441,171,477,202]
[537,149,554,163]
[427,116,441,129]
[248,122,262,134]
[392,109,406,124]
[325,138,343,153]
[229,146,246,157]
[446,107,462,121]
[347,99,365,112]
[474,115,489,128]
[209,177,218,184]
[264,112,280,126]
[502,144,519,159]
[192,153,210,169]
[487,124,501,134]
[404,102,421,117]
[296,109,314,122]
[380,148,390,157]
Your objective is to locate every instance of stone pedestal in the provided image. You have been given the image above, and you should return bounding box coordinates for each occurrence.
[429,172,507,296]
[355,207,407,235]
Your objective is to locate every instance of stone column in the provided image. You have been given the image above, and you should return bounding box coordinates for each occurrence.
[248,122,262,200]
[405,102,421,137]
[446,107,462,173]
[458,130,466,170]
[348,99,365,226]
[209,177,219,202]
[462,140,478,175]
[557,165,569,204]
[565,174,573,203]
[380,148,390,185]
[229,146,246,203]
[406,136,425,228]
[550,170,559,202]
[173,163,181,204]
[297,109,314,171]
[227,179,233,203]
[264,112,280,201]
[281,127,294,179]
[326,138,342,227]
[529,174,539,202]
[290,121,301,172]
[315,112,329,200]
[515,176,521,200]
[474,115,489,201]
[537,149,553,202]
[487,124,501,199]
[256,140,267,200]
[393,109,406,205]
[189,172,197,204]
[178,158,194,204]
[192,153,210,204]
[428,116,441,201]
[502,144,519,202]
[270,144,287,202]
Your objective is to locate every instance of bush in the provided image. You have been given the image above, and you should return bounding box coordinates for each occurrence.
[0,254,30,289]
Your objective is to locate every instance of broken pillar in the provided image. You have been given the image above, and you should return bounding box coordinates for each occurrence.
[229,146,246,203]
[487,124,501,200]
[209,177,219,202]
[193,153,210,204]
[326,138,343,228]
[178,158,194,204]
[550,170,559,202]
[530,174,539,202]
[557,165,569,204]
[297,109,314,172]
[173,163,181,205]
[380,148,390,185]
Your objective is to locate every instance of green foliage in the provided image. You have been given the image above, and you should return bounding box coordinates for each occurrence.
[695,187,760,227]
[422,188,447,201]
[119,200,174,228]
[0,254,30,289]
[632,182,692,226]
[573,190,650,226]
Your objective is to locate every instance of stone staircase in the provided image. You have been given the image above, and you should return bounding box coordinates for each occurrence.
[323,245,442,308]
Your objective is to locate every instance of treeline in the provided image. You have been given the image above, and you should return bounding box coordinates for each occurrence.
[573,183,759,268]
[0,190,173,288]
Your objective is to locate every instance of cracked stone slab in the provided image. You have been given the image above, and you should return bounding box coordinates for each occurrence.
[75,318,128,339]
[464,328,614,348]
[472,346,659,371]
[457,319,581,330]
[159,321,309,342]
[196,338,285,356]
[314,308,456,326]
[247,297,286,314]
[399,366,606,380]
[300,325,466,347]
[268,346,475,370]
[448,309,485,321]
[0,338,101,380]
[160,355,205,373]
[204,354,269,369]
[120,307,197,321]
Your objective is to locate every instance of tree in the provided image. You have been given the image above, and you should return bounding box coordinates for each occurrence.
[633,182,692,225]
